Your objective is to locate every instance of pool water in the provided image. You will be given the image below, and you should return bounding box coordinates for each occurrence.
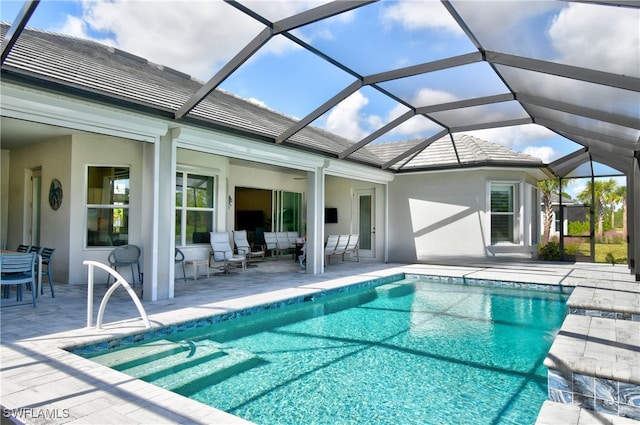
[87,278,569,424]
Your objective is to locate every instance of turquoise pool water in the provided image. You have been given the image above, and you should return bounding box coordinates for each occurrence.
[87,277,569,424]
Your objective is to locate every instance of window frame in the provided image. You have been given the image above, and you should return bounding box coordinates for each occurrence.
[175,168,217,247]
[488,181,520,245]
[85,165,131,249]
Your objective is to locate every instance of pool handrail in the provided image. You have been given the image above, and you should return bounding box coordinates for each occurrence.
[83,260,151,330]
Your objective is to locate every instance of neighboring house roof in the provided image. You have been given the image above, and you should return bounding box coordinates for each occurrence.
[550,193,576,206]
[1,24,541,172]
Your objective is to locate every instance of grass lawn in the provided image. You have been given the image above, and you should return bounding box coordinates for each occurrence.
[567,242,627,263]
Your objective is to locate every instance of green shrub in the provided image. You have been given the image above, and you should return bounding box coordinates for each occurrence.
[605,252,615,265]
[538,242,560,261]
[568,221,590,236]
[564,243,580,255]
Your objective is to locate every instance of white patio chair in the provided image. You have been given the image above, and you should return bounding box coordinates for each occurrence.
[233,230,265,265]
[209,232,246,274]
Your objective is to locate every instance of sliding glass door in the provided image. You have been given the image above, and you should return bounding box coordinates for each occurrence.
[272,190,303,235]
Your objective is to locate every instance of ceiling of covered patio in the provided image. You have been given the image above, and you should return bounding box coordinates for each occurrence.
[1,0,638,177]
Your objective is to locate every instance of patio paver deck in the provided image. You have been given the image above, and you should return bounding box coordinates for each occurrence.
[1,259,638,424]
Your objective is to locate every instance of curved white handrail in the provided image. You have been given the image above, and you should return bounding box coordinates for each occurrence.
[83,260,151,330]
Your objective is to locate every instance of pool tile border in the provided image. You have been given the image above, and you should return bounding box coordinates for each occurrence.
[548,368,640,420]
[69,273,404,356]
[70,272,572,357]
[570,307,640,323]
[404,273,574,294]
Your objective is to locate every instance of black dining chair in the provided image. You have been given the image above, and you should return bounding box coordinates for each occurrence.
[40,247,55,298]
[175,248,186,282]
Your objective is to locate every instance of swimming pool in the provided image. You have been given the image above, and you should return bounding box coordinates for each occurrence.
[84,276,569,424]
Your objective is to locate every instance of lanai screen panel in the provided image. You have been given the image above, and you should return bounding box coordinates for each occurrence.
[427,101,530,130]
[291,1,475,75]
[451,0,639,77]
[218,34,357,123]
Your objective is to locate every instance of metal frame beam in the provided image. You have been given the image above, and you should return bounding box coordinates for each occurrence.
[176,1,374,120]
[451,117,532,133]
[564,0,640,9]
[276,80,362,143]
[175,27,272,119]
[339,110,416,159]
[537,117,637,150]
[416,93,514,114]
[486,50,639,92]
[274,1,375,33]
[364,52,483,85]
[518,93,640,130]
[0,0,39,65]
[382,129,449,170]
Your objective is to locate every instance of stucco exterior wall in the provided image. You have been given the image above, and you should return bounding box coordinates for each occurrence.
[6,137,72,283]
[68,135,144,284]
[388,168,539,263]
[325,175,386,261]
[172,148,229,266]
[1,150,10,249]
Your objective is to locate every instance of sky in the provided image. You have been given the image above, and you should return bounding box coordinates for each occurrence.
[1,0,636,194]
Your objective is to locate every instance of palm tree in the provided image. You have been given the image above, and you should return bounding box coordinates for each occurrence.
[538,179,559,245]
[614,185,627,239]
[577,179,617,240]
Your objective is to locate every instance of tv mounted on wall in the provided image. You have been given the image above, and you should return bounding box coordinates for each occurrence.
[325,207,338,223]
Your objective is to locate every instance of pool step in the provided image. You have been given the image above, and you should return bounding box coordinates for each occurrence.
[149,346,263,396]
[118,340,227,381]
[88,339,185,370]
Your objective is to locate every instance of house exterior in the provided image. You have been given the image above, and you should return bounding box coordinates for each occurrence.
[0,26,614,301]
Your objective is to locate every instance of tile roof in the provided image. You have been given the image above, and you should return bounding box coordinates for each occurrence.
[367,134,543,171]
[1,24,543,172]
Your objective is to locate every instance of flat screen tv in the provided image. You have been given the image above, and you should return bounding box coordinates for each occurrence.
[325,207,338,223]
[236,210,264,231]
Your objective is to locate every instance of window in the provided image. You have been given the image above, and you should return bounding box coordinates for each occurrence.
[175,171,215,246]
[490,183,517,244]
[86,166,130,247]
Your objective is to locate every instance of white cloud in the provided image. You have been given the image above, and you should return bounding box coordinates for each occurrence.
[57,0,311,81]
[450,2,559,49]
[324,91,370,141]
[413,87,458,106]
[247,98,267,108]
[381,1,463,35]
[55,14,115,46]
[523,146,555,163]
[549,4,640,76]
[468,124,556,149]
[566,179,586,200]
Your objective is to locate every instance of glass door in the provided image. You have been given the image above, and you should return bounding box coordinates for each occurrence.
[353,188,375,258]
[30,168,42,246]
[562,177,593,261]
[272,190,302,235]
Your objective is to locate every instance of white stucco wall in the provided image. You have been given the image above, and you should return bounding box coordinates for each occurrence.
[68,135,145,284]
[5,137,72,283]
[1,150,10,249]
[388,168,540,263]
[172,148,229,265]
[324,175,386,261]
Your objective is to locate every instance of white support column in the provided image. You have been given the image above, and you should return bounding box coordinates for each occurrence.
[305,166,325,275]
[141,137,160,301]
[630,157,639,281]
